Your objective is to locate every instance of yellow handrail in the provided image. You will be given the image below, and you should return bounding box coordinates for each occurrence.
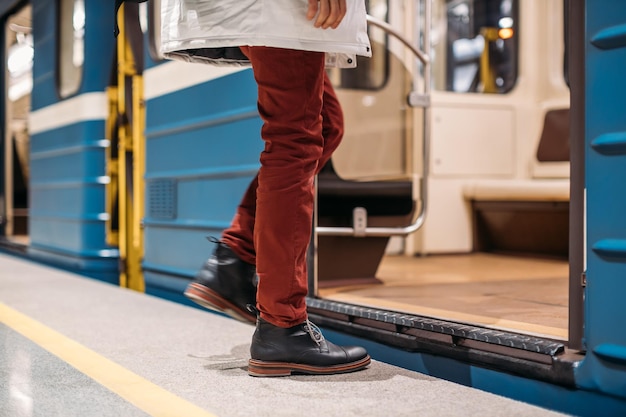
[106,4,145,292]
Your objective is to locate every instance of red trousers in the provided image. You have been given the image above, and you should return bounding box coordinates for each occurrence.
[221,47,343,328]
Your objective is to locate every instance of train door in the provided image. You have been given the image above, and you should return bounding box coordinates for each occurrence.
[311,0,577,354]
[2,3,32,247]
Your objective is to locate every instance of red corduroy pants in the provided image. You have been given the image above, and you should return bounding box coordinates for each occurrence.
[221,46,343,328]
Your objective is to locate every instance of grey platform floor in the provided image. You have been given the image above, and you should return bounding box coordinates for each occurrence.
[0,253,569,417]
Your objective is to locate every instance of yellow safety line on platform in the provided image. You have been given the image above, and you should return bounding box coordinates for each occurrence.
[0,303,218,417]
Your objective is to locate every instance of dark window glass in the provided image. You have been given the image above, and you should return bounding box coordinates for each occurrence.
[434,0,518,94]
[58,0,84,97]
[335,0,390,91]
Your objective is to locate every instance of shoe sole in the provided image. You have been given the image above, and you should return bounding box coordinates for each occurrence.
[184,283,256,325]
[247,355,371,377]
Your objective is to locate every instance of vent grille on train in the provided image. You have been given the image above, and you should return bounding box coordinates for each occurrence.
[148,179,177,219]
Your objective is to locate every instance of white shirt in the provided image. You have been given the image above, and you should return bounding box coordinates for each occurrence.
[160,0,371,68]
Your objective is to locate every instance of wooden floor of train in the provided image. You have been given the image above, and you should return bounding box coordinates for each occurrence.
[0,252,568,417]
[320,252,569,340]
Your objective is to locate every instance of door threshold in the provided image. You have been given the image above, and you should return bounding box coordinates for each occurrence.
[307,297,582,387]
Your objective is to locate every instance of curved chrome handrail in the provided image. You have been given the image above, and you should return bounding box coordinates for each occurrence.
[316,1,432,237]
[366,14,429,65]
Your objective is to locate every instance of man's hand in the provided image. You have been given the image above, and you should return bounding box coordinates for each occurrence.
[307,0,347,29]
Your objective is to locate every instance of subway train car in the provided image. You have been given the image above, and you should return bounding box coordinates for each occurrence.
[1,0,626,415]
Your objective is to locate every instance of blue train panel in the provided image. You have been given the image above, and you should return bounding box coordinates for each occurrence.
[28,121,118,281]
[25,0,118,282]
[142,65,262,298]
[577,0,626,398]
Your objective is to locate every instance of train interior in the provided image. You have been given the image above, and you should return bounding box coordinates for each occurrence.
[315,0,571,342]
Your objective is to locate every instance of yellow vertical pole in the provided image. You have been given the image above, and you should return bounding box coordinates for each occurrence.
[114,4,145,292]
[129,72,146,292]
[105,87,119,247]
[480,27,499,94]
[116,6,129,288]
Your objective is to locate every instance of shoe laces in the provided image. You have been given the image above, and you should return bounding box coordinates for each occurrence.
[246,304,259,316]
[206,236,221,244]
[303,320,325,347]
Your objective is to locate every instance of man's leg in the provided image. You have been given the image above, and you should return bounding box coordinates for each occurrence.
[185,66,346,326]
[241,46,369,377]
[221,72,344,266]
[244,46,325,327]
[319,72,344,169]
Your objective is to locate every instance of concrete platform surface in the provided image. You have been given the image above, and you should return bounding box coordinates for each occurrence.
[0,253,569,417]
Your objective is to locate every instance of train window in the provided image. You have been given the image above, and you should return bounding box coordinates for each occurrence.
[58,0,85,97]
[432,0,518,94]
[6,8,33,102]
[331,0,389,90]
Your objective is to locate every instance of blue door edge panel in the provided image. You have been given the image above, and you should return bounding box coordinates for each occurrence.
[575,0,626,400]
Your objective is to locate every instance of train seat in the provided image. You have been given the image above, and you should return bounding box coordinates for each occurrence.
[462,107,571,257]
[532,108,571,178]
[462,179,569,203]
[536,109,570,163]
[463,179,570,258]
[315,160,414,287]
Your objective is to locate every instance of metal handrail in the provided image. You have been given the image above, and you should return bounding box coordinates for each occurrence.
[316,0,432,237]
[366,14,429,65]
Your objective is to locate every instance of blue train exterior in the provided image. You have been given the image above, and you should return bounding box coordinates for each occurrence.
[13,0,118,281]
[1,0,626,415]
[142,61,261,305]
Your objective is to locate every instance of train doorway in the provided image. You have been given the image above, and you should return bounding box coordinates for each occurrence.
[2,3,32,248]
[311,0,582,352]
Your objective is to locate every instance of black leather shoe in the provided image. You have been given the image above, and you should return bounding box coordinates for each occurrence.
[184,239,257,324]
[248,318,371,376]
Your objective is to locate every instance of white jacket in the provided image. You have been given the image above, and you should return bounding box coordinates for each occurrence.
[160,0,371,68]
